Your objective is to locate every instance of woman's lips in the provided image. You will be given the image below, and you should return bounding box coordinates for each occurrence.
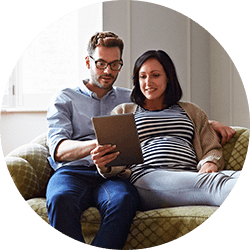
[145,88,156,92]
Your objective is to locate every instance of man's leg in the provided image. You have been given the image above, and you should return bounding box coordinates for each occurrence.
[91,177,139,249]
[46,166,97,243]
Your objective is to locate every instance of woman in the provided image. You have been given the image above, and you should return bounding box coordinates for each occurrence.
[91,50,240,211]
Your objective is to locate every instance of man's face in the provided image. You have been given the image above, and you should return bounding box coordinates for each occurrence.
[87,46,122,90]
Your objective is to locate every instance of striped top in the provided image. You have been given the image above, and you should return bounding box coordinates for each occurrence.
[129,104,198,183]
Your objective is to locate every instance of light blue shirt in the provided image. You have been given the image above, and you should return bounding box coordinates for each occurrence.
[47,80,131,170]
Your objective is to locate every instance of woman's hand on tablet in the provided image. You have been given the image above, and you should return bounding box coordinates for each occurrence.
[91,144,120,173]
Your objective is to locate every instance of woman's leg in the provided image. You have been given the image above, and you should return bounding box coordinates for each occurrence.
[134,170,240,211]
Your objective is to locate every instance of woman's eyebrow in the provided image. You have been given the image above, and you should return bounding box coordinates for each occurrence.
[139,70,161,74]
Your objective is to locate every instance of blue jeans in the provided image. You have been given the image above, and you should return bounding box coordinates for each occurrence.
[46,165,139,249]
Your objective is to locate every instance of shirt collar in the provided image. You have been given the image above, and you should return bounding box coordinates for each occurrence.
[79,79,116,100]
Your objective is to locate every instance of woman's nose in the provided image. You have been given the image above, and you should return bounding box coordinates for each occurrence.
[145,76,152,85]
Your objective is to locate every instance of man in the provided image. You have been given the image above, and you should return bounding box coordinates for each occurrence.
[46,32,139,249]
[46,31,235,249]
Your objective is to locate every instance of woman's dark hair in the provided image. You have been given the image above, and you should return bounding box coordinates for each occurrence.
[131,50,182,108]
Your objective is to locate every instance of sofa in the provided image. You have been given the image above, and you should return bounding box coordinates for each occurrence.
[5,126,249,249]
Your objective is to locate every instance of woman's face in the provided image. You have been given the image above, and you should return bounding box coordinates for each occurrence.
[139,58,168,104]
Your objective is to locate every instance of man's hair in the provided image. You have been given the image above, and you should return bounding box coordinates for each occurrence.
[87,31,124,58]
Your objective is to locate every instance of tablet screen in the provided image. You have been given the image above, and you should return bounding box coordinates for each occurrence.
[92,113,143,167]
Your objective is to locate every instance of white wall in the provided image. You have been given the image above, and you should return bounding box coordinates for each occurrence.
[103,1,211,114]
[0,111,47,156]
[104,0,249,126]
[1,1,249,156]
[0,3,103,156]
[210,36,250,127]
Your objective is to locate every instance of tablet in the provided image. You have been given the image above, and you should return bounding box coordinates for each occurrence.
[92,113,144,167]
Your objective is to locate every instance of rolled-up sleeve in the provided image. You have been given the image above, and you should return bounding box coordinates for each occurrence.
[47,93,73,162]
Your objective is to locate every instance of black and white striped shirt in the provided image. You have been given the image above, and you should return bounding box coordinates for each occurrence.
[129,104,198,184]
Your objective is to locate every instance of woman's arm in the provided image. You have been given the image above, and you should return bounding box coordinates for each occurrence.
[209,120,236,146]
[197,113,224,171]
[180,102,224,172]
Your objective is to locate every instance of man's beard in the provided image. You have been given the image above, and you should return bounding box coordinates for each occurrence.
[90,70,117,90]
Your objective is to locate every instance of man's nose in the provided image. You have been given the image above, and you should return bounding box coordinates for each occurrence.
[103,64,112,74]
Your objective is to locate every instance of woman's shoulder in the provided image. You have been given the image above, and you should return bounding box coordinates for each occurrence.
[111,103,138,115]
[178,101,198,108]
[178,101,208,122]
[178,101,205,113]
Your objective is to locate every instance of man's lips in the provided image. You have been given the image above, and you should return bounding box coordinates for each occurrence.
[101,75,114,81]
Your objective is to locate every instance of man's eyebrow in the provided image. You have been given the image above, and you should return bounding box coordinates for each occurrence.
[96,58,121,63]
[95,58,106,62]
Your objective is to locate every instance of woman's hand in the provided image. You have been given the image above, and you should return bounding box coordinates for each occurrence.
[199,162,218,173]
[90,144,120,173]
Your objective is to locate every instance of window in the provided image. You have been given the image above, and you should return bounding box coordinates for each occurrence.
[2,3,103,111]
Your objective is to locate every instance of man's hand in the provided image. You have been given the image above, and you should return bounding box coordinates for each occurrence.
[199,162,218,173]
[91,144,119,173]
[209,120,236,146]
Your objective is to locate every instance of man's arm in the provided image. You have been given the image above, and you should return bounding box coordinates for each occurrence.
[209,120,236,146]
[55,139,97,162]
[47,91,98,164]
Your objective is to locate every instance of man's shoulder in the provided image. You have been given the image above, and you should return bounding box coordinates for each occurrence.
[55,86,79,97]
[113,87,132,104]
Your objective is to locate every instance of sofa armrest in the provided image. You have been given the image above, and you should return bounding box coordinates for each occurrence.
[6,156,39,200]
[5,143,53,200]
[223,127,249,171]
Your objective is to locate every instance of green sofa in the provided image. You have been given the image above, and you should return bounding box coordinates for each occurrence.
[5,127,249,249]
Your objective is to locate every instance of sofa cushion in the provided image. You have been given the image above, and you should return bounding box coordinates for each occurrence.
[27,197,217,249]
[27,198,50,224]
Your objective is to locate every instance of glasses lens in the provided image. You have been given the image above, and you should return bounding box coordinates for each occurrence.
[96,61,107,69]
[111,61,122,70]
[93,57,122,71]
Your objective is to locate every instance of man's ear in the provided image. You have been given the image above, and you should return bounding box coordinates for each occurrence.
[85,56,90,69]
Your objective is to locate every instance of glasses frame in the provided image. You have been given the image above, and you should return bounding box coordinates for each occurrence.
[89,56,123,71]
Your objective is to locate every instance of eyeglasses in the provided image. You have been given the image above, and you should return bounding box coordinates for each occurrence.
[89,56,123,71]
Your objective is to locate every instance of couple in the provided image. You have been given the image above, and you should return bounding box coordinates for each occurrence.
[46,31,237,249]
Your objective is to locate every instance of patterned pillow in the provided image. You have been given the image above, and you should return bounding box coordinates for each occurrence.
[6,156,39,200]
[223,127,249,171]
[6,143,53,198]
[226,129,249,170]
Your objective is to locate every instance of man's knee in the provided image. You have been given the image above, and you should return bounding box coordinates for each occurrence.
[47,191,77,214]
[108,179,139,211]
